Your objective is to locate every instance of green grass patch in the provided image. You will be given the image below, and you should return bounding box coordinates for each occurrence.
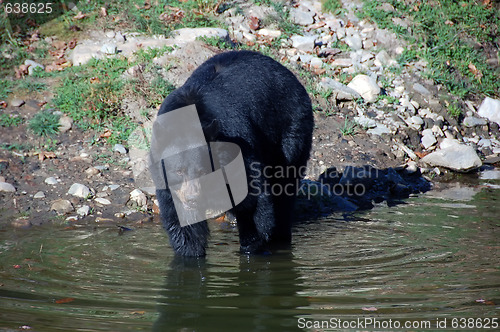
[0,113,23,127]
[358,0,500,98]
[322,0,343,14]
[341,117,357,136]
[29,111,60,136]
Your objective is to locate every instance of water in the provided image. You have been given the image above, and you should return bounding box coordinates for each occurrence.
[1,179,499,331]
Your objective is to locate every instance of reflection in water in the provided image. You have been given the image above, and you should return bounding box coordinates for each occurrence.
[154,252,307,332]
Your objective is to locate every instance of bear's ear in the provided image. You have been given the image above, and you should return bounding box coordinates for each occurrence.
[203,119,220,141]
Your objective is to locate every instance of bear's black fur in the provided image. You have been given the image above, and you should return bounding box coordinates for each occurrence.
[156,50,313,256]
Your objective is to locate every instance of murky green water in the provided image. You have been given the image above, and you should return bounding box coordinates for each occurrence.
[1,178,499,331]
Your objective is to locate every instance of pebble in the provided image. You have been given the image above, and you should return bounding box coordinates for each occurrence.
[33,191,45,199]
[130,189,147,208]
[68,183,91,198]
[77,205,90,216]
[289,7,314,26]
[257,28,281,38]
[95,197,111,205]
[51,199,74,214]
[347,74,380,103]
[45,177,58,185]
[463,116,487,127]
[108,184,120,191]
[290,35,316,52]
[0,182,16,192]
[85,166,100,177]
[413,83,431,96]
[10,98,25,107]
[367,123,390,136]
[113,144,127,154]
[477,97,500,126]
[25,59,44,75]
[59,115,73,133]
[101,43,117,54]
[421,129,437,149]
[344,34,362,50]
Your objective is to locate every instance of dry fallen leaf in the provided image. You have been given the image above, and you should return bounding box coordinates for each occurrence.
[37,151,57,161]
[15,64,29,78]
[73,11,87,20]
[445,20,454,25]
[37,101,47,107]
[468,63,483,81]
[100,129,112,138]
[249,16,260,30]
[415,151,430,159]
[55,297,75,304]
[90,76,100,84]
[100,7,107,16]
[68,39,77,49]
[0,101,7,108]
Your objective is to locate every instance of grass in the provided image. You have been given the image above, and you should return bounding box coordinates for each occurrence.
[447,104,462,119]
[340,117,357,136]
[0,113,24,127]
[28,111,60,136]
[358,0,500,98]
[322,0,343,15]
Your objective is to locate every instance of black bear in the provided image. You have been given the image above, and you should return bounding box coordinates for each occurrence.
[155,50,313,256]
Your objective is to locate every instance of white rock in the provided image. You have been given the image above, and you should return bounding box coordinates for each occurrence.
[106,31,116,38]
[318,77,361,100]
[347,74,380,102]
[130,189,147,207]
[367,123,390,135]
[171,27,228,43]
[421,129,437,149]
[85,167,100,177]
[113,144,127,154]
[355,116,377,128]
[59,115,73,133]
[290,35,316,52]
[0,182,16,192]
[289,7,314,26]
[109,184,120,191]
[463,116,487,127]
[374,50,396,67]
[101,43,117,54]
[477,97,500,126]
[68,183,91,198]
[77,205,90,216]
[411,115,424,126]
[25,59,44,75]
[413,83,431,96]
[257,28,281,38]
[478,138,491,148]
[299,54,313,64]
[95,197,111,205]
[310,57,323,68]
[45,177,58,185]
[330,58,353,67]
[34,191,45,199]
[10,98,25,107]
[115,31,126,43]
[421,138,482,171]
[344,34,362,50]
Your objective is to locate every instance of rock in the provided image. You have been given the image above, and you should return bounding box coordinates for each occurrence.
[77,205,90,216]
[367,123,390,135]
[109,184,120,191]
[344,34,363,50]
[171,27,228,43]
[95,197,111,205]
[477,97,500,126]
[299,54,313,64]
[68,183,91,198]
[113,144,127,154]
[421,129,437,149]
[330,58,353,67]
[33,191,45,199]
[129,189,147,208]
[115,31,126,43]
[290,35,316,52]
[421,138,482,171]
[478,138,491,148]
[347,74,380,102]
[463,116,487,127]
[413,83,431,96]
[411,115,424,126]
[256,28,281,38]
[310,57,323,68]
[58,115,73,133]
[374,50,396,67]
[45,177,58,185]
[0,182,16,192]
[25,59,44,75]
[101,43,117,54]
[85,167,100,177]
[106,31,116,38]
[406,161,418,173]
[51,199,74,214]
[10,98,25,107]
[318,77,361,101]
[289,7,314,26]
[354,115,377,129]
